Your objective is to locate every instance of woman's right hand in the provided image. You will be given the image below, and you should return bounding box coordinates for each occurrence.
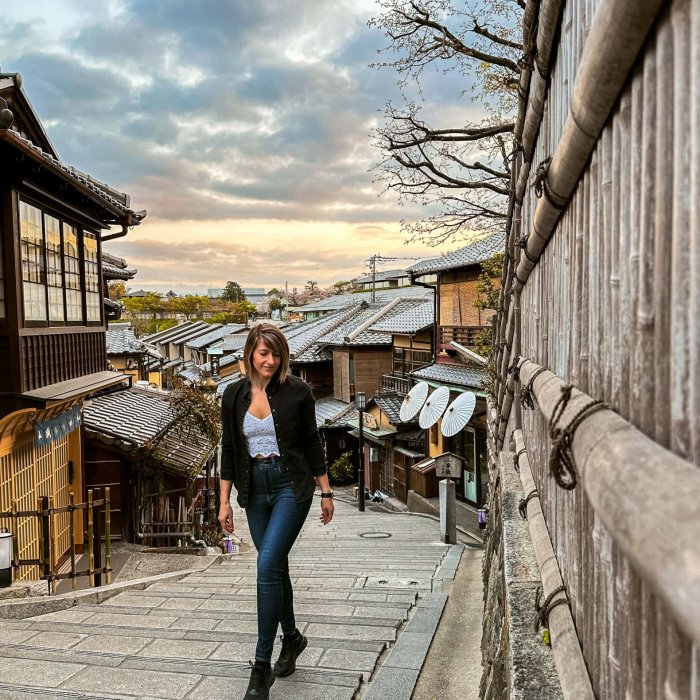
[218,503,234,533]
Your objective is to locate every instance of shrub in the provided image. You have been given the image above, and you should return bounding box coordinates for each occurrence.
[329,452,354,485]
[201,524,224,549]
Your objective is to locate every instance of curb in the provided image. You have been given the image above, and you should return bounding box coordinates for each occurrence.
[0,555,224,620]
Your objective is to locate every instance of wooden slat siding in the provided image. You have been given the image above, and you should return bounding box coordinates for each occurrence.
[19,330,106,392]
[491,0,700,696]
[354,349,392,400]
[332,349,349,403]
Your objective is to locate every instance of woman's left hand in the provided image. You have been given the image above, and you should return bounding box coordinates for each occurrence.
[320,497,334,525]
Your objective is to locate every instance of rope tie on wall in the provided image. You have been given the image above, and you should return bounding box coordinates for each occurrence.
[514,447,527,473]
[534,584,568,632]
[517,234,539,264]
[519,489,538,519]
[533,157,565,210]
[548,384,609,490]
[508,357,521,383]
[520,366,547,410]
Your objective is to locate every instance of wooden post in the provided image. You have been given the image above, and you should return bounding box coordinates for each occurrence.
[69,492,76,590]
[40,496,50,594]
[93,488,102,587]
[10,500,18,581]
[87,489,94,588]
[513,430,595,698]
[48,495,57,594]
[105,487,112,585]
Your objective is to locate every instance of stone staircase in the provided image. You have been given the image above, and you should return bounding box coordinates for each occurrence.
[0,503,460,699]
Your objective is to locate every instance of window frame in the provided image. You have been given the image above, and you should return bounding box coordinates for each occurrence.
[17,195,103,329]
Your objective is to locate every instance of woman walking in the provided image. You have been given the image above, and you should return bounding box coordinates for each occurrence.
[219,324,334,699]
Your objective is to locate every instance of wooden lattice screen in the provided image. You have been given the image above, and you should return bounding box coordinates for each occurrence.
[0,435,71,581]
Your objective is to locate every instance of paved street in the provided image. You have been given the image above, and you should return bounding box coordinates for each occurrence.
[0,494,479,699]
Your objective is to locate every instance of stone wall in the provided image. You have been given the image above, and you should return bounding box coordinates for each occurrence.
[480,451,563,699]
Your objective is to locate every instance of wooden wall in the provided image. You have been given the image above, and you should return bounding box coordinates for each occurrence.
[509,0,699,696]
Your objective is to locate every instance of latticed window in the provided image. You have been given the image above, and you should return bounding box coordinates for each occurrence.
[20,201,47,321]
[45,215,65,322]
[84,233,101,322]
[18,197,101,326]
[63,224,82,322]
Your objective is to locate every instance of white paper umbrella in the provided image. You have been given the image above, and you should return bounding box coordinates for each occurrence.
[441,391,476,437]
[418,385,450,429]
[399,381,429,422]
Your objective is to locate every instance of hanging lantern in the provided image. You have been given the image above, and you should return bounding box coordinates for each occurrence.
[0,529,12,587]
[477,508,488,530]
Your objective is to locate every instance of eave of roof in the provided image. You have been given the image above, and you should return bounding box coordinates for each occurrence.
[22,371,130,405]
[0,128,145,228]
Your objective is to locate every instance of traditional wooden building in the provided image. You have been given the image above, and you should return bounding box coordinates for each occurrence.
[106,323,164,388]
[0,73,145,579]
[82,388,217,541]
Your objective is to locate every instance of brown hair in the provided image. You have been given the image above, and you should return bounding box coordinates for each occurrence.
[242,323,290,384]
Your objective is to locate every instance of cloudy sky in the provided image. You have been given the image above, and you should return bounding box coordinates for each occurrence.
[2,0,478,293]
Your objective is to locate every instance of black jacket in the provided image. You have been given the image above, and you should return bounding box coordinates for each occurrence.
[220,374,327,506]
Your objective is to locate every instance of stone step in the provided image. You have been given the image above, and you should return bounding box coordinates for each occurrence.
[0,635,380,676]
[107,590,412,616]
[50,602,405,629]
[3,613,398,642]
[0,617,392,650]
[0,653,360,699]
[143,584,417,605]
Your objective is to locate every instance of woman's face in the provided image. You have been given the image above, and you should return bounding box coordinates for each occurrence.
[251,340,281,380]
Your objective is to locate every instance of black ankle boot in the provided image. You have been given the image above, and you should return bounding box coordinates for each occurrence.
[274,630,308,677]
[243,660,275,699]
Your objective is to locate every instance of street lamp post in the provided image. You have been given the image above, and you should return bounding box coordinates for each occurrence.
[355,392,366,512]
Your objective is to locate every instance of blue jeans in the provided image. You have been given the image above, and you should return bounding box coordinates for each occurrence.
[245,456,312,663]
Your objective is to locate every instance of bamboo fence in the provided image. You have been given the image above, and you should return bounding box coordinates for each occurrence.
[489,0,700,696]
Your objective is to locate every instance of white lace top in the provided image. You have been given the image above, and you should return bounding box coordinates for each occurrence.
[243,411,281,458]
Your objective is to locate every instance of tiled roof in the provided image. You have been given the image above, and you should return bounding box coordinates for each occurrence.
[407,232,506,276]
[373,392,411,425]
[410,362,489,390]
[82,388,216,476]
[395,428,425,442]
[0,102,145,224]
[324,402,359,428]
[142,321,209,344]
[161,358,183,370]
[368,299,434,334]
[177,364,202,383]
[216,373,243,397]
[285,308,358,362]
[314,396,349,428]
[102,260,137,281]
[220,334,249,352]
[106,326,144,355]
[185,324,246,350]
[166,323,222,346]
[320,304,393,347]
[290,285,432,313]
[354,268,409,284]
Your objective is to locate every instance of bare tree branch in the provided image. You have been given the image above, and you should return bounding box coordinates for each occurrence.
[370,0,524,245]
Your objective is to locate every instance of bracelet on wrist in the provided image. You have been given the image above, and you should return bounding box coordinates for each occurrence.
[320,492,334,499]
